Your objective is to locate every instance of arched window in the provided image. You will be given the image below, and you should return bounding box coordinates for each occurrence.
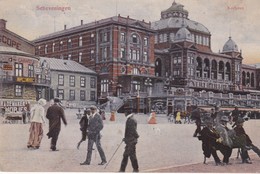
[242,71,246,86]
[246,72,250,85]
[196,57,202,78]
[251,73,255,87]
[79,52,82,62]
[68,39,72,49]
[52,43,55,52]
[45,45,48,54]
[211,60,217,79]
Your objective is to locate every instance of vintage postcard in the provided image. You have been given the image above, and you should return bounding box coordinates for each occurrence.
[1,0,260,173]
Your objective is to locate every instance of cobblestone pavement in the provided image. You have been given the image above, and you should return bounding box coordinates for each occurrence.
[0,109,260,172]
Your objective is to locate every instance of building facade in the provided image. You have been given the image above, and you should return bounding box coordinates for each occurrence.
[151,1,260,111]
[39,57,97,108]
[32,2,260,113]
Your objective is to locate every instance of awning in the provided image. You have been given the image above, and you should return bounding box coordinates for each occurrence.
[199,107,260,112]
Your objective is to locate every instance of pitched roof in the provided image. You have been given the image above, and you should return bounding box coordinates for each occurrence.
[39,57,97,75]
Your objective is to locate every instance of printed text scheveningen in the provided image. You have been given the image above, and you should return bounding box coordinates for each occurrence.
[36,6,71,12]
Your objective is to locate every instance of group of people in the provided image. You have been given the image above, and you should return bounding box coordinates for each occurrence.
[197,106,260,165]
[26,98,139,172]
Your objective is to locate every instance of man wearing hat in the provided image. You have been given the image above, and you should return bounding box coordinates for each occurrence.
[215,116,233,165]
[46,98,67,151]
[77,108,91,149]
[80,105,107,165]
[119,108,139,172]
[234,117,260,164]
[199,118,222,165]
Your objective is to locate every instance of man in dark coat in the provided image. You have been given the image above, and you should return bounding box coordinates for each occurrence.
[119,108,139,172]
[46,98,67,151]
[77,108,90,149]
[199,118,232,166]
[191,107,201,137]
[234,117,260,164]
[80,105,107,165]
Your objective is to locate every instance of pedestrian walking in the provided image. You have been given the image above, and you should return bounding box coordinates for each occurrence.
[119,108,139,172]
[46,98,67,151]
[233,117,260,164]
[191,107,202,137]
[80,105,107,165]
[77,108,90,149]
[175,108,182,124]
[27,98,47,149]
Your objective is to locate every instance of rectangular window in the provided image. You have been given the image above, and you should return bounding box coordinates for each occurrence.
[159,34,163,43]
[80,76,86,87]
[28,65,34,77]
[68,54,71,60]
[144,37,148,46]
[79,52,82,62]
[132,50,136,60]
[102,47,107,60]
[69,90,75,100]
[120,48,125,59]
[58,89,64,100]
[178,57,182,63]
[69,75,75,87]
[136,50,140,61]
[79,36,83,47]
[121,32,125,42]
[90,77,96,88]
[58,74,64,86]
[173,57,177,64]
[90,49,95,60]
[101,79,108,92]
[163,33,167,42]
[80,90,85,101]
[15,85,22,96]
[15,63,23,76]
[68,39,72,49]
[132,35,137,43]
[90,91,96,101]
[143,51,148,62]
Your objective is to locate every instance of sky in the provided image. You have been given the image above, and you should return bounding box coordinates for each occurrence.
[1,0,260,64]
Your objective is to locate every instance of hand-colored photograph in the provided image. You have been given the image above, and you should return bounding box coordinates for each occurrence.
[0,0,260,173]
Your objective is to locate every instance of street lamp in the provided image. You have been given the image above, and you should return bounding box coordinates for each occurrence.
[144,78,152,113]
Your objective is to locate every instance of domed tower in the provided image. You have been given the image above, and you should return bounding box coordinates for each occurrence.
[222,36,239,53]
[174,26,192,42]
[222,36,243,91]
[161,1,189,19]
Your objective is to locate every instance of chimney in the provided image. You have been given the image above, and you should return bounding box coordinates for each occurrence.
[64,25,66,30]
[0,19,7,29]
[81,20,83,25]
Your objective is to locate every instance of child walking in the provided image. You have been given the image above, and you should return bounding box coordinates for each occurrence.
[77,108,90,149]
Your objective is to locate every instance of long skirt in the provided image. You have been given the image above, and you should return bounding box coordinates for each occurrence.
[27,122,43,148]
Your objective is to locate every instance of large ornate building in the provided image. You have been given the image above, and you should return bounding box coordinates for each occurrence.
[33,15,156,111]
[151,1,260,111]
[33,1,260,112]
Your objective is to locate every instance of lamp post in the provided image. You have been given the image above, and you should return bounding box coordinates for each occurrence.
[144,78,152,113]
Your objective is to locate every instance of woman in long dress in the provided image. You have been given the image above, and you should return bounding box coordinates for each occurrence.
[27,98,47,149]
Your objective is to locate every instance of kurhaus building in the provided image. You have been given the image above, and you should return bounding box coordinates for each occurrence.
[152,1,260,111]
[33,1,260,112]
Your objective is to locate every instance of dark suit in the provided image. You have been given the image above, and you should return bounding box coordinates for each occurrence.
[200,126,232,164]
[120,114,139,172]
[85,112,106,164]
[46,103,67,150]
[191,108,201,137]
